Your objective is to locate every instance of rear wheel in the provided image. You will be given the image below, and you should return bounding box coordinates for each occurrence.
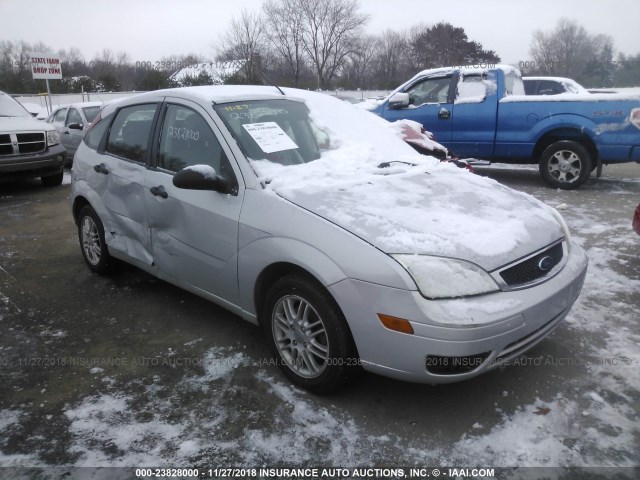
[539,140,592,190]
[77,205,113,274]
[262,275,359,394]
[41,171,63,187]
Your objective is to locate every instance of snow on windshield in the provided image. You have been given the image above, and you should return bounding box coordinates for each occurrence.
[246,89,436,188]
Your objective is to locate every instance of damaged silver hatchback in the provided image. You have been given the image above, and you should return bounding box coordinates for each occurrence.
[71,86,588,393]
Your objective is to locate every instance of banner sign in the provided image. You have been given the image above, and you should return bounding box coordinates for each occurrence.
[29,53,63,80]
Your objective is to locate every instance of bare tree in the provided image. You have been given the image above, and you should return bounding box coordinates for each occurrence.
[263,0,306,86]
[373,29,409,88]
[529,18,614,84]
[297,0,369,89]
[217,9,267,83]
[342,35,377,87]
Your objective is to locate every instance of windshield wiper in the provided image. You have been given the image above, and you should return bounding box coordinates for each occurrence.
[377,160,417,168]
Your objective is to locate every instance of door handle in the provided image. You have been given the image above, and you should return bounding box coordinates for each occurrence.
[63,130,70,134]
[150,185,168,199]
[438,108,451,120]
[93,163,109,175]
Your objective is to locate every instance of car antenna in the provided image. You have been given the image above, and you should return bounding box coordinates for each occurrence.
[259,71,285,96]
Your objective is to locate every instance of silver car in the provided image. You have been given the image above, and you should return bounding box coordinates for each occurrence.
[70,86,588,393]
[47,102,103,161]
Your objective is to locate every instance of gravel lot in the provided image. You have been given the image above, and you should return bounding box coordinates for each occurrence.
[0,163,638,478]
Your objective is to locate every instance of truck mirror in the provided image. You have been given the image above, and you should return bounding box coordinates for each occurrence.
[388,93,410,110]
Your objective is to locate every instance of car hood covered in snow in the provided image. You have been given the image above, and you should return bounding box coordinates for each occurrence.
[0,116,53,132]
[274,166,562,272]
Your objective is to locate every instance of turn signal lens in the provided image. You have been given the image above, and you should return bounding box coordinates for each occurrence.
[377,314,414,335]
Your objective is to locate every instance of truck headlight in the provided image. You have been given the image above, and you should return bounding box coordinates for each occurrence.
[392,254,499,299]
[46,130,60,146]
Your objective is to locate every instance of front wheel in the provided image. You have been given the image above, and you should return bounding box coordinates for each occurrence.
[539,140,592,190]
[262,275,359,394]
[77,205,113,274]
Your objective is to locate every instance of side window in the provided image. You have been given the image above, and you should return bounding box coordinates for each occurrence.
[158,105,237,189]
[456,74,488,103]
[524,80,537,95]
[538,80,564,95]
[66,108,82,127]
[406,77,452,106]
[53,108,67,123]
[84,113,113,150]
[106,104,158,162]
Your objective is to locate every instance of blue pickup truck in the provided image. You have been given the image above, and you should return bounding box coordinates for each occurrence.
[365,65,640,189]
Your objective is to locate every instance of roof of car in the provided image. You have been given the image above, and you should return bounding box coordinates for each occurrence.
[523,76,575,82]
[103,85,296,115]
[52,101,104,111]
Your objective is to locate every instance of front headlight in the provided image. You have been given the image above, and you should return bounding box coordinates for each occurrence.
[547,206,572,253]
[46,130,60,146]
[392,254,500,299]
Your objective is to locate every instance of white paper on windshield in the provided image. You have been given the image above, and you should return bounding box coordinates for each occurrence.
[242,122,299,154]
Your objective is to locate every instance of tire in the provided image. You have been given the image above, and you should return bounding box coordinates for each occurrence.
[262,275,359,394]
[41,171,63,187]
[539,140,592,190]
[77,205,113,274]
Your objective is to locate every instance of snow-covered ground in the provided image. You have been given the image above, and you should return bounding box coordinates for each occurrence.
[0,164,638,477]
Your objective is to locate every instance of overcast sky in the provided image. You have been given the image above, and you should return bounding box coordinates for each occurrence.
[2,0,639,66]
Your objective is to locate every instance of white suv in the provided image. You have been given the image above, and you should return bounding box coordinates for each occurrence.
[0,91,66,186]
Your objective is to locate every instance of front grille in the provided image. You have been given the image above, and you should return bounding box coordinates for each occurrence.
[499,242,563,287]
[0,134,12,155]
[0,132,46,156]
[17,132,46,154]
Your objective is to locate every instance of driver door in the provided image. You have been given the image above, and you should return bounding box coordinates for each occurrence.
[144,101,244,306]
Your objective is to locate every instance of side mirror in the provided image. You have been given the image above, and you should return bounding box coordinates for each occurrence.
[388,92,410,110]
[68,123,84,130]
[173,165,230,194]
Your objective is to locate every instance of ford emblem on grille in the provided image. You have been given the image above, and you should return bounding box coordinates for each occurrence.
[538,255,554,271]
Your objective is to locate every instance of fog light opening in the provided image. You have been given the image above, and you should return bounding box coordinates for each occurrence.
[426,352,491,375]
[377,314,414,335]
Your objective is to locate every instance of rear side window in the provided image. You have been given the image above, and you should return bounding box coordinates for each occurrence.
[538,80,564,95]
[523,80,537,95]
[106,104,158,162]
[84,113,112,150]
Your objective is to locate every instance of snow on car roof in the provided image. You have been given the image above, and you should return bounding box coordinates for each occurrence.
[408,64,519,81]
[101,85,295,117]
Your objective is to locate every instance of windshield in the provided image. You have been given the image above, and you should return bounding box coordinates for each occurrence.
[0,93,31,118]
[214,99,322,165]
[82,106,101,123]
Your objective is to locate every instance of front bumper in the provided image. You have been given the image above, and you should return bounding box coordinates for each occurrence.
[0,144,66,181]
[329,242,588,384]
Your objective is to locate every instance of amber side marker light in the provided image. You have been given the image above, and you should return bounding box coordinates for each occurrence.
[377,314,414,335]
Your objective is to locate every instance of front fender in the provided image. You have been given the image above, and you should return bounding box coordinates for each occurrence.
[237,235,348,318]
